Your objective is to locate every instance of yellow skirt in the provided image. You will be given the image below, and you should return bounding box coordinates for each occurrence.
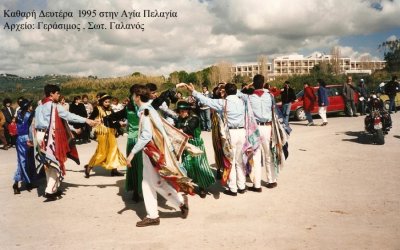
[88,128,126,170]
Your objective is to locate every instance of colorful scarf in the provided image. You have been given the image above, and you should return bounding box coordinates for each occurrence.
[218,103,234,185]
[211,110,225,172]
[36,98,79,176]
[142,112,195,195]
[242,98,262,175]
[270,106,289,173]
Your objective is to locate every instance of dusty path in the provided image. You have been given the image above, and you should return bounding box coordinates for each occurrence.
[1,113,399,249]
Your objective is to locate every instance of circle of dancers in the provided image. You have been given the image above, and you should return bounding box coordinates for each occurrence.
[9,74,290,227]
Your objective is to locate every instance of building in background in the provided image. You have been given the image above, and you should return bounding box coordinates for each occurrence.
[231,53,385,80]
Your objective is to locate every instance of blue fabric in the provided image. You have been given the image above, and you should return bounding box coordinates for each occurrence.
[35,102,86,130]
[242,89,273,123]
[282,103,291,124]
[192,90,245,128]
[317,87,329,106]
[14,134,36,183]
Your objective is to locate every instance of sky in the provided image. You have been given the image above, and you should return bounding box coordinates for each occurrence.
[0,0,399,77]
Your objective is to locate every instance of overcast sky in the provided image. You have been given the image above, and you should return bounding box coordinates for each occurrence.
[1,0,399,77]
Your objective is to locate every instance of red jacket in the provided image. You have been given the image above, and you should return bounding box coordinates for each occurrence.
[7,122,17,136]
[303,86,316,112]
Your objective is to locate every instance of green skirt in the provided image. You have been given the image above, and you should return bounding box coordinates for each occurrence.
[182,137,215,189]
[125,137,143,194]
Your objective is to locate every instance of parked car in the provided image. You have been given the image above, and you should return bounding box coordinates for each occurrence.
[277,84,359,121]
[376,82,400,111]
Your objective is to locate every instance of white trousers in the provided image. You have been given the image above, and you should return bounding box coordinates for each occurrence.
[37,131,61,194]
[319,106,327,122]
[142,154,184,219]
[253,125,274,187]
[227,128,246,192]
[45,167,61,194]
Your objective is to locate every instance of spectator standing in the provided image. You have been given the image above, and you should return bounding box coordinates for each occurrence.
[280,81,296,124]
[1,98,15,145]
[384,75,398,113]
[59,95,69,111]
[14,97,25,117]
[343,76,358,117]
[317,79,329,126]
[111,97,124,113]
[82,94,93,118]
[199,86,212,131]
[357,79,368,115]
[7,117,18,147]
[69,96,89,143]
[0,111,10,149]
[302,82,316,126]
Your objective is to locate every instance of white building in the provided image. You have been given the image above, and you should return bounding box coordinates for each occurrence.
[231,53,385,80]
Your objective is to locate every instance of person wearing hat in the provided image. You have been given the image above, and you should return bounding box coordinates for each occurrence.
[280,81,296,124]
[175,100,215,198]
[181,83,247,196]
[12,99,36,194]
[85,94,126,178]
[102,84,145,202]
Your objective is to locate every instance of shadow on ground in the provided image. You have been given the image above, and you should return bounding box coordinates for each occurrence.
[342,131,379,145]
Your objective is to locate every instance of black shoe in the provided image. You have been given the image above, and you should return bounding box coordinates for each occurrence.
[26,183,38,191]
[136,217,160,227]
[84,164,91,178]
[265,182,278,189]
[132,192,143,202]
[13,183,20,194]
[44,193,59,202]
[248,186,262,193]
[216,170,222,180]
[238,187,246,194]
[223,189,237,196]
[111,169,124,176]
[198,188,207,198]
[180,195,189,219]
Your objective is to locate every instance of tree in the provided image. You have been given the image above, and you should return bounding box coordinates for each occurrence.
[169,71,179,84]
[330,46,341,75]
[178,71,189,83]
[215,60,233,83]
[186,72,198,84]
[233,74,245,84]
[379,39,400,72]
[257,55,269,79]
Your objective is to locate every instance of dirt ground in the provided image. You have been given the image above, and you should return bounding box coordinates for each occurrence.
[1,113,399,250]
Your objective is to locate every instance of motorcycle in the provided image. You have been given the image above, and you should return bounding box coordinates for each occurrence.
[364,94,392,145]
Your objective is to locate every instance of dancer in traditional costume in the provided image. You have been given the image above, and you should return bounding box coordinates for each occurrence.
[182,83,246,196]
[84,94,126,178]
[175,101,215,198]
[211,83,227,180]
[103,85,144,202]
[241,75,275,191]
[126,85,193,227]
[12,99,36,194]
[33,84,97,201]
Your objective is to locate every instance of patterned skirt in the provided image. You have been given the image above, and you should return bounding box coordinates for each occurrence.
[182,137,215,189]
